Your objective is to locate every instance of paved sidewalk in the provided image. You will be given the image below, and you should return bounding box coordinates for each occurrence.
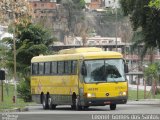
[127,99,160,105]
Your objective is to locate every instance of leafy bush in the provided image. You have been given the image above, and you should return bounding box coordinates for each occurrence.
[17,77,32,102]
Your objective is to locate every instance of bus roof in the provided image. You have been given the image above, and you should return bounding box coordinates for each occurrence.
[31,47,123,63]
[58,47,102,54]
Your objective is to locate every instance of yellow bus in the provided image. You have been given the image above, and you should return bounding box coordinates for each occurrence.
[31,47,128,110]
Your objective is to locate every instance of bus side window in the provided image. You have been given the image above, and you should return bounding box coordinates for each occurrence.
[64,61,71,74]
[32,63,38,75]
[39,63,44,75]
[58,61,64,74]
[68,61,72,74]
[72,61,77,74]
[51,62,57,74]
[45,62,51,75]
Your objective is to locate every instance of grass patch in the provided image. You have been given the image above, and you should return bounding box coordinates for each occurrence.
[0,84,34,111]
[128,89,160,100]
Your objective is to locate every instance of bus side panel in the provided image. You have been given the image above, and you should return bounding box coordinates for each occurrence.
[31,75,79,105]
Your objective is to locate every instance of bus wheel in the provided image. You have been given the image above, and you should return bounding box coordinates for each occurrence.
[110,104,116,110]
[84,106,89,110]
[42,95,49,109]
[48,97,56,110]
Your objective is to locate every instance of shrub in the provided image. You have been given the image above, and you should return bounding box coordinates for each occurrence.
[17,77,32,102]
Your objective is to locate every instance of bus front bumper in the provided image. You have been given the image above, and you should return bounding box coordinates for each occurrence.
[82,96,127,106]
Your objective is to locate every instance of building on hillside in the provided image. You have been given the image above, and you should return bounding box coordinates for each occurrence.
[104,0,120,8]
[85,0,103,10]
[28,0,58,28]
[64,36,83,46]
[84,0,120,10]
[28,0,69,41]
[64,35,121,47]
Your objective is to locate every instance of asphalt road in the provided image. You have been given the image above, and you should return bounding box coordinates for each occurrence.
[26,104,160,114]
[1,103,160,120]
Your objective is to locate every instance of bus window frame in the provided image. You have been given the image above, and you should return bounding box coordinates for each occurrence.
[31,60,79,76]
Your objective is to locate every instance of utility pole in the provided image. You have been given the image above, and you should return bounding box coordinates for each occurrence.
[115,4,118,52]
[13,25,17,103]
[12,0,17,104]
[1,80,3,102]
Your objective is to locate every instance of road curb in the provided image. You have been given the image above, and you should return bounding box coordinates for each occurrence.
[2,107,29,112]
[127,99,160,105]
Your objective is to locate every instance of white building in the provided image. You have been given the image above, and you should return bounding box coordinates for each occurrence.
[64,35,122,46]
[86,36,121,45]
[84,0,91,3]
[104,0,120,8]
[64,36,83,46]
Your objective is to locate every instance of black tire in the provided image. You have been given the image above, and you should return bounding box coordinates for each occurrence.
[42,94,49,109]
[40,93,43,104]
[84,106,89,110]
[110,104,116,110]
[48,97,56,110]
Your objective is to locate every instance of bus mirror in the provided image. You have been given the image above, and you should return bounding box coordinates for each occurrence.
[124,63,129,73]
[81,62,87,76]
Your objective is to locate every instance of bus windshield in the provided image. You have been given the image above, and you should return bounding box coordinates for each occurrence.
[83,59,125,83]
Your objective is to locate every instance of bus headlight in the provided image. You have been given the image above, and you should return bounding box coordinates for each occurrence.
[119,92,127,96]
[87,93,96,98]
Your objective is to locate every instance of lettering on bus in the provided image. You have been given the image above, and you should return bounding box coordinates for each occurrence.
[88,88,98,91]
[115,86,126,90]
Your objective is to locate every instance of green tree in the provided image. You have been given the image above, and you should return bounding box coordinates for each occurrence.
[120,0,160,98]
[2,20,56,101]
[144,62,160,97]
[120,0,160,58]
[3,21,56,77]
[0,0,56,102]
[149,0,160,9]
[0,40,8,68]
